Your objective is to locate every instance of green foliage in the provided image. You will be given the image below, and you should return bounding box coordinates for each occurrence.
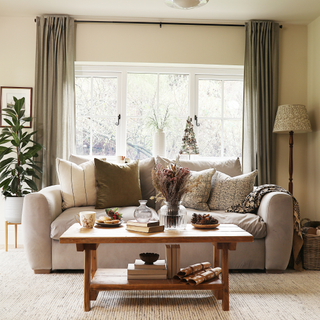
[0,97,42,197]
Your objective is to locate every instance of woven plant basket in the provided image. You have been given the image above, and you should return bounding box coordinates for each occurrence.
[301,218,320,270]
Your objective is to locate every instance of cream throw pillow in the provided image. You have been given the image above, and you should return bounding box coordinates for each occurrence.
[208,170,258,210]
[181,168,216,211]
[156,155,242,177]
[56,158,96,210]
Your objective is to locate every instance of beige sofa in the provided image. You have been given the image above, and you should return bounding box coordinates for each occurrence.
[22,156,293,274]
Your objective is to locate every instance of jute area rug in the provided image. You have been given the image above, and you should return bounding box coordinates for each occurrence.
[1,249,320,320]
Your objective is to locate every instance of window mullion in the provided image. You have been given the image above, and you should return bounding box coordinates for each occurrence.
[191,72,197,135]
[221,80,224,158]
[118,72,126,157]
[90,76,93,156]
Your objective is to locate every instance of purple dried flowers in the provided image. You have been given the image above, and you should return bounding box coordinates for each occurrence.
[152,161,200,203]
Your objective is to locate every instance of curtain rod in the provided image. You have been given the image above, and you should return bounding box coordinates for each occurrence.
[34,19,283,28]
[75,20,282,28]
[74,20,246,28]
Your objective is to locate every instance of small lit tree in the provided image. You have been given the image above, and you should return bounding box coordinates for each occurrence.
[180,117,199,159]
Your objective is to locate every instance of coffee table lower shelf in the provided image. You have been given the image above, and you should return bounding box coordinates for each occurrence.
[90,268,223,291]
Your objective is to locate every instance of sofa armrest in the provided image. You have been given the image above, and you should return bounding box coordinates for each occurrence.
[257,192,293,271]
[22,185,63,273]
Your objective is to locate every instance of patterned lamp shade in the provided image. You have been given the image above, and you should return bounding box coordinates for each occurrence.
[273,104,312,133]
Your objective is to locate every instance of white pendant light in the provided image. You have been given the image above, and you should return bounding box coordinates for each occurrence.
[165,0,209,10]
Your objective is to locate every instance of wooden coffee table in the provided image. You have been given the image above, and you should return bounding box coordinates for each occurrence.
[60,223,253,312]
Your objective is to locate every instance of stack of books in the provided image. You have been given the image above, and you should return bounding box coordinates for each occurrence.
[127,259,167,280]
[165,244,180,279]
[126,220,164,233]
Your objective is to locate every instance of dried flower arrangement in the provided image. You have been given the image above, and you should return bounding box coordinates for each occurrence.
[151,159,201,204]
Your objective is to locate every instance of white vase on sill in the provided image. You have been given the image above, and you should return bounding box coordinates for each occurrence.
[153,129,166,157]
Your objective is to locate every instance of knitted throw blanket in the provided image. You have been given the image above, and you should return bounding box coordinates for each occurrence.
[226,184,303,271]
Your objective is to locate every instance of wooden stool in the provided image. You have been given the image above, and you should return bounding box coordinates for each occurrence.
[5,221,21,251]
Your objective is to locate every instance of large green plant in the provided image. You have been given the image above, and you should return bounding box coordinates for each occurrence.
[0,97,42,197]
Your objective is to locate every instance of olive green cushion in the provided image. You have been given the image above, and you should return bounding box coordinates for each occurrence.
[94,159,142,209]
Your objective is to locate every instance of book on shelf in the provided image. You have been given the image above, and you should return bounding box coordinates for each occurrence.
[126,220,159,227]
[127,273,167,280]
[127,264,167,275]
[172,245,177,278]
[165,244,180,278]
[173,244,180,275]
[126,224,164,233]
[134,259,166,270]
[172,244,181,276]
[165,244,172,279]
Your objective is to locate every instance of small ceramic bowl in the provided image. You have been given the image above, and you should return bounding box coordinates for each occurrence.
[139,252,159,265]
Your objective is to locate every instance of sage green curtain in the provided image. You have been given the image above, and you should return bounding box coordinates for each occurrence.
[242,20,279,185]
[34,15,75,187]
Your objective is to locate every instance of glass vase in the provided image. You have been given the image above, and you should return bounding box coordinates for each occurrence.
[134,200,153,223]
[159,201,187,230]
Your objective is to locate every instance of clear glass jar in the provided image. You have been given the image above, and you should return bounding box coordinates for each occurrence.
[134,200,153,223]
[159,201,187,230]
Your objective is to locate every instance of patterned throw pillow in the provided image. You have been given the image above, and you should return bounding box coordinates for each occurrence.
[207,170,258,210]
[181,168,216,211]
[56,158,96,210]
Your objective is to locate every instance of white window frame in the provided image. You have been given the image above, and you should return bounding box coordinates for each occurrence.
[75,62,244,160]
[194,74,244,158]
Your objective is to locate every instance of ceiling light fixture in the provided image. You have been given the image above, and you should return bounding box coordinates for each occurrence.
[165,0,209,10]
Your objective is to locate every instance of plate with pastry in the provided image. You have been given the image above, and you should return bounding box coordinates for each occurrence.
[95,215,123,228]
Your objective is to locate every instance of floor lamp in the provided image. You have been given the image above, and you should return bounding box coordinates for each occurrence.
[273,104,312,194]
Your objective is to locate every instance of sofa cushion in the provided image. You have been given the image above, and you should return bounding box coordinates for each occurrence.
[95,159,142,209]
[69,154,106,165]
[181,168,216,211]
[186,208,267,239]
[156,156,242,177]
[56,158,96,210]
[69,155,156,209]
[208,170,258,210]
[138,157,156,208]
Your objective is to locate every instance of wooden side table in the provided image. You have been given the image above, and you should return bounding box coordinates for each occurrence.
[5,221,21,251]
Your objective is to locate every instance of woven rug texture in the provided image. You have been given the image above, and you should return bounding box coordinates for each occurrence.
[1,249,320,320]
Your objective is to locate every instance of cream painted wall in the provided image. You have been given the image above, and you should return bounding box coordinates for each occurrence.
[0,18,310,244]
[307,17,320,221]
[75,23,245,65]
[0,17,36,247]
[277,24,309,219]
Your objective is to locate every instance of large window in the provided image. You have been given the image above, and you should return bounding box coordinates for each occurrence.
[75,64,243,160]
[197,76,243,158]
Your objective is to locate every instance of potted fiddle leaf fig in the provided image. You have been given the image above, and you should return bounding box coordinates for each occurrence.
[0,96,42,223]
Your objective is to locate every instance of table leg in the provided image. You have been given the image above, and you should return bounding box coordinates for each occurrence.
[212,242,222,300]
[90,246,99,301]
[91,249,97,278]
[212,242,219,267]
[221,243,229,311]
[5,221,8,252]
[84,246,92,312]
[15,224,18,248]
